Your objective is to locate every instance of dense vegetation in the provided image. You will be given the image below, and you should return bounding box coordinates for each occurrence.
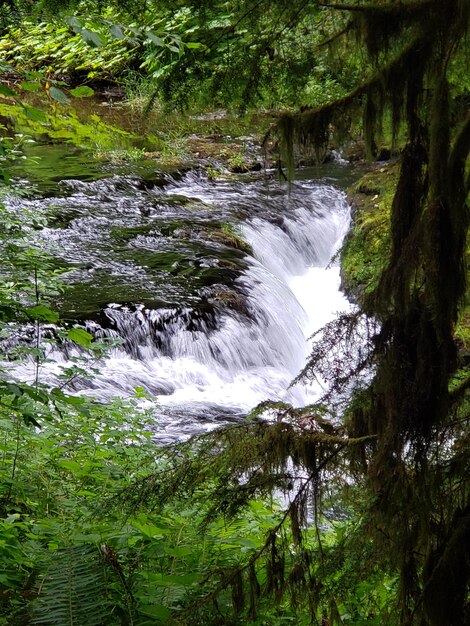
[0,0,363,111]
[0,0,469,625]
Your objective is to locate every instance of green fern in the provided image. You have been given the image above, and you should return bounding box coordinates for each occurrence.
[32,545,112,626]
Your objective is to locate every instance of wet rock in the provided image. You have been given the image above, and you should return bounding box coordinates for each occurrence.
[169,222,252,254]
[228,163,250,174]
[199,284,250,316]
[165,194,207,208]
[203,228,252,254]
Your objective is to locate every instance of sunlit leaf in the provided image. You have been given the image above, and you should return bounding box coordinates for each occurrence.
[76,490,98,498]
[67,327,93,348]
[186,42,205,50]
[28,304,59,323]
[57,460,81,472]
[69,86,94,98]
[20,81,41,92]
[146,32,164,46]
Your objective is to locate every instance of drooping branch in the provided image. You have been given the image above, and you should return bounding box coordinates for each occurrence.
[319,0,437,14]
[273,34,426,168]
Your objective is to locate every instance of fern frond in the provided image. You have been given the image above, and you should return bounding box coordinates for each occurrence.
[32,545,112,626]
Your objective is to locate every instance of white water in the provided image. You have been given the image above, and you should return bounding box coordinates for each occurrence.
[8,176,352,439]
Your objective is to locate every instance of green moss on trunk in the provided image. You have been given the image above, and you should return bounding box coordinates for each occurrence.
[340,162,399,302]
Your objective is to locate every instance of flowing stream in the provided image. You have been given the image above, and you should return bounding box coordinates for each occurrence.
[7,155,353,441]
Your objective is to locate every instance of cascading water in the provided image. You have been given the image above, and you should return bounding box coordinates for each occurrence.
[6,165,352,441]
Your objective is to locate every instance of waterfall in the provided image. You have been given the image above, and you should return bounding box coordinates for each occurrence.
[6,170,352,440]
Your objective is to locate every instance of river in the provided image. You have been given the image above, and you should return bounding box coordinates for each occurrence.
[7,147,354,441]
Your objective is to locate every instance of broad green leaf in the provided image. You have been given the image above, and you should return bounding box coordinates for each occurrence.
[149,68,165,80]
[75,404,92,417]
[49,85,71,105]
[0,303,15,319]
[23,387,50,403]
[20,81,41,92]
[109,24,125,40]
[76,490,98,498]
[4,382,22,397]
[63,395,86,405]
[131,519,169,538]
[28,304,59,323]
[163,545,193,557]
[146,32,164,46]
[65,16,82,29]
[139,604,171,621]
[69,85,94,98]
[141,572,200,586]
[80,29,103,48]
[23,105,47,122]
[51,388,86,405]
[234,537,257,548]
[0,85,16,97]
[57,460,81,472]
[67,327,93,348]
[186,42,205,50]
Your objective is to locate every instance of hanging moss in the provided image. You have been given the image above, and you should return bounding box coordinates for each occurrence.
[274,0,470,622]
[423,505,470,626]
[120,2,470,624]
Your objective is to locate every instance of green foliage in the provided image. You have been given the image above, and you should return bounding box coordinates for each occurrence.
[0,100,130,151]
[0,2,469,625]
[275,3,470,623]
[0,175,397,625]
[0,128,33,183]
[32,545,111,626]
[0,0,367,112]
[0,18,134,80]
[0,137,354,625]
[0,68,97,179]
[145,1,364,112]
[0,6,205,93]
[93,146,146,163]
[340,163,399,298]
[0,379,393,625]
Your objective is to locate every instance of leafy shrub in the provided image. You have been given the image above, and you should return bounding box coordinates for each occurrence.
[0,19,135,80]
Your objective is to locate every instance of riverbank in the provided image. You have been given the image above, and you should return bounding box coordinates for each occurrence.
[340,161,470,357]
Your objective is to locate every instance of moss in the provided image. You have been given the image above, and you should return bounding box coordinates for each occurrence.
[341,160,470,371]
[0,100,132,151]
[205,224,252,255]
[340,162,399,302]
[455,305,470,351]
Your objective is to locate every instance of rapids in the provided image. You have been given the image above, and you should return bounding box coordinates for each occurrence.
[6,162,353,441]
